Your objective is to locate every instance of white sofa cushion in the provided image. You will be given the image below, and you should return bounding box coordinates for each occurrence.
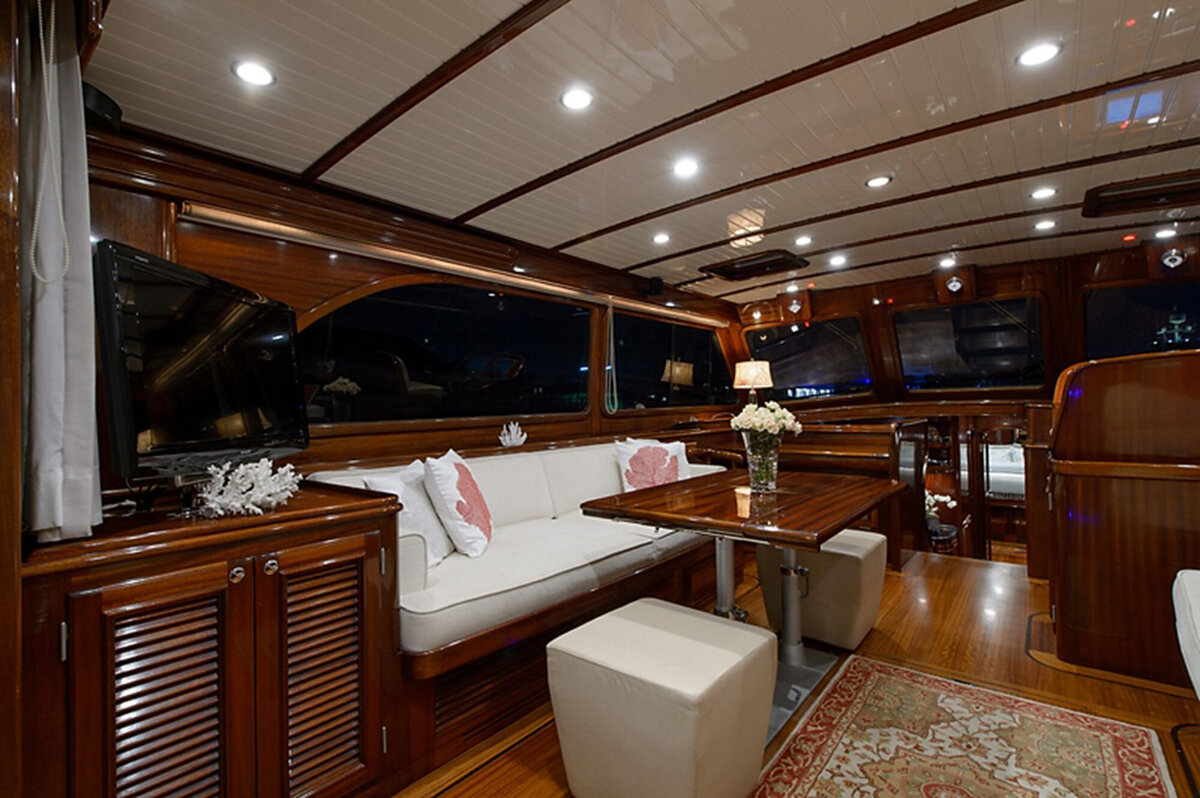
[540,444,625,517]
[1174,570,1200,695]
[363,462,454,568]
[463,450,556,527]
[399,517,650,651]
[616,438,690,491]
[424,450,493,557]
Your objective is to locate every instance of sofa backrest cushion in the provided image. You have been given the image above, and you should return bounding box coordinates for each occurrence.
[463,450,557,527]
[616,438,691,491]
[539,444,624,517]
[363,461,455,568]
[425,449,493,558]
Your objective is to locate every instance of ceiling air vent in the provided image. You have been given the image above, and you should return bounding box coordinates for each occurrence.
[1082,170,1200,217]
[699,249,808,281]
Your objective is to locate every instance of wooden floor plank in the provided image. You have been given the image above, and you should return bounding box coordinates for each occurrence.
[396,551,1200,796]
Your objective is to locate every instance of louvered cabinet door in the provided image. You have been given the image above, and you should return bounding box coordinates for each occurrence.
[67,559,257,798]
[255,531,384,798]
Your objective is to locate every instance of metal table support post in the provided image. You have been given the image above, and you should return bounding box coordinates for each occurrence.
[712,537,747,621]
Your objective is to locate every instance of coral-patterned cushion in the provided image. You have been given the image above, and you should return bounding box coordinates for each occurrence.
[424,450,493,558]
[615,438,691,492]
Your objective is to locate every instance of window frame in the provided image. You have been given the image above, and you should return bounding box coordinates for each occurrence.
[740,310,878,404]
[601,308,740,417]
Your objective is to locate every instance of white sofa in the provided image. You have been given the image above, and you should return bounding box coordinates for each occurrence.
[959,442,1026,498]
[308,442,723,653]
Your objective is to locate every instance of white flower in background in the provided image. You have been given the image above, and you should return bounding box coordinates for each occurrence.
[197,458,302,518]
[323,376,361,395]
[730,402,802,435]
[924,492,957,517]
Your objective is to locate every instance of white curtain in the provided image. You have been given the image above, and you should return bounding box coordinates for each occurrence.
[19,0,102,541]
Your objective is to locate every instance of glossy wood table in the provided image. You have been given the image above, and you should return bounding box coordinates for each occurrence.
[582,468,906,738]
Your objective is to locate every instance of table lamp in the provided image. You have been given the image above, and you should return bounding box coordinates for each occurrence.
[733,360,772,404]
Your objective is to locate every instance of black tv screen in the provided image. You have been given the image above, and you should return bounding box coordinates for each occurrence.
[94,240,308,478]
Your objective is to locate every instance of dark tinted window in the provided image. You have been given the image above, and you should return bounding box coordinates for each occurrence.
[745,317,871,399]
[611,313,735,409]
[894,298,1044,390]
[1086,282,1200,359]
[296,283,590,422]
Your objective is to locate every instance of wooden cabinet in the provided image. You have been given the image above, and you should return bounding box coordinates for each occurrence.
[22,486,399,798]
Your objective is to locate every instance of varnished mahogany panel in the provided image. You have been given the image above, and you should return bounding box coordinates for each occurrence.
[1024,403,1053,580]
[582,470,904,551]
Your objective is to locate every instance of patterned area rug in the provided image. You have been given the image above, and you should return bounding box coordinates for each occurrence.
[756,656,1176,797]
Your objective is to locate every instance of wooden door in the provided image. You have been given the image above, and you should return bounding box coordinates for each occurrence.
[255,531,385,798]
[67,559,257,798]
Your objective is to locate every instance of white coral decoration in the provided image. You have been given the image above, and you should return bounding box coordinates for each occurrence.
[498,421,527,447]
[196,458,302,518]
[729,401,802,436]
[323,376,361,395]
[925,492,957,517]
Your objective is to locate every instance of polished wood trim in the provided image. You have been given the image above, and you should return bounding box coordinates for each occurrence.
[0,3,21,794]
[555,60,1200,251]
[75,0,107,71]
[301,0,571,182]
[1050,460,1200,480]
[454,0,1024,224]
[631,138,1200,275]
[20,486,399,577]
[718,213,1200,298]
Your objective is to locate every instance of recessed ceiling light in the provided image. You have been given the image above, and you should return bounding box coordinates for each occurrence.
[939,257,956,268]
[1016,42,1062,67]
[794,235,812,247]
[1146,115,1162,125]
[560,87,593,110]
[665,301,677,307]
[652,232,671,244]
[830,254,847,267]
[785,283,799,293]
[1035,220,1056,231]
[1156,228,1178,239]
[865,175,892,188]
[1030,187,1057,200]
[232,60,275,86]
[673,157,699,178]
[513,265,527,273]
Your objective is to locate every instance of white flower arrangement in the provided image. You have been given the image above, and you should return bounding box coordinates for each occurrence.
[729,401,802,436]
[925,492,957,517]
[323,376,361,396]
[498,421,527,447]
[196,458,302,518]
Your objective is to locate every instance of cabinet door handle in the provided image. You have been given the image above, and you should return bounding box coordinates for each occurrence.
[263,559,279,576]
[229,566,247,584]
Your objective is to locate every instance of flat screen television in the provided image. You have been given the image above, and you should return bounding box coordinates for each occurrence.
[94,240,309,479]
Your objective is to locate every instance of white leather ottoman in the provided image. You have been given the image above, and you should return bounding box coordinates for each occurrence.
[757,529,886,650]
[547,598,777,798]
[1173,570,1200,694]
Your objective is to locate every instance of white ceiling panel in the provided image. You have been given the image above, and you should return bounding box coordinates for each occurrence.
[87,0,525,172]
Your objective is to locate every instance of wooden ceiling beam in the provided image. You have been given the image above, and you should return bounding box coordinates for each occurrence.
[553,59,1200,252]
[715,214,1200,299]
[300,0,571,182]
[623,135,1200,276]
[454,0,1024,224]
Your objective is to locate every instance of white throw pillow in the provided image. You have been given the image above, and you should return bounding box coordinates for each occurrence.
[615,438,691,492]
[363,461,455,568]
[424,449,494,557]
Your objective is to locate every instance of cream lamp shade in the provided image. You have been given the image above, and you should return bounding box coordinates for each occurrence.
[733,360,773,390]
[660,359,695,387]
[734,360,773,404]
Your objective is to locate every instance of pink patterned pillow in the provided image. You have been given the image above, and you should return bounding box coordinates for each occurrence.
[615,438,691,492]
[423,450,493,557]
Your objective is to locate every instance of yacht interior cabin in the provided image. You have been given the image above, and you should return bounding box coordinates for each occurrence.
[4,1,1200,796]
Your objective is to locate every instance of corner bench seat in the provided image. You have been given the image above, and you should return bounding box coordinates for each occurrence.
[308,442,722,654]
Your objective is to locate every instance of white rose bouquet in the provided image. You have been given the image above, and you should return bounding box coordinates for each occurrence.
[730,402,802,491]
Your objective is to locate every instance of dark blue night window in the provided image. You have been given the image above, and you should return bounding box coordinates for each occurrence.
[745,317,871,400]
[1086,281,1200,359]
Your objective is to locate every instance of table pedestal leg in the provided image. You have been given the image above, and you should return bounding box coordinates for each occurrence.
[712,537,747,621]
[767,547,838,742]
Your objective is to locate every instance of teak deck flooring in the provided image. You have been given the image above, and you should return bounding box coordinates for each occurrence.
[396,552,1200,797]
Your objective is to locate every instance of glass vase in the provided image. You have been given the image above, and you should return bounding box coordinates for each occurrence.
[742,430,780,492]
